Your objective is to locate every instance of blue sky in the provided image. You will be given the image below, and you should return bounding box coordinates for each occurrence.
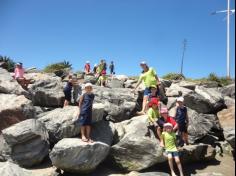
[0,0,235,78]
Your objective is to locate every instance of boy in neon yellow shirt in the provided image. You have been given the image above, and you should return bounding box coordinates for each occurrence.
[145,98,163,140]
[161,123,184,176]
[98,70,108,87]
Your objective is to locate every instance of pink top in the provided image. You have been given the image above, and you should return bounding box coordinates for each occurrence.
[14,67,25,78]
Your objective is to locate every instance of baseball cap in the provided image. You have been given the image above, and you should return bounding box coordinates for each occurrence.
[177,97,184,102]
[84,83,93,88]
[164,123,173,128]
[149,98,159,107]
[140,61,147,65]
[160,108,168,114]
[86,61,90,64]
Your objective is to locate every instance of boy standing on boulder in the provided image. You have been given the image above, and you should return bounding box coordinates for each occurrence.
[78,83,95,143]
[161,123,184,176]
[63,75,73,107]
[174,97,189,146]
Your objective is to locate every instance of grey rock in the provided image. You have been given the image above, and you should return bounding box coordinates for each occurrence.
[0,68,27,96]
[175,80,198,90]
[159,78,172,88]
[109,171,170,176]
[91,120,115,146]
[28,76,64,107]
[195,86,225,113]
[0,162,32,176]
[50,138,110,174]
[223,96,235,108]
[0,94,35,132]
[93,86,139,122]
[39,104,105,144]
[187,108,223,143]
[124,80,138,89]
[191,173,224,176]
[1,119,49,167]
[223,128,235,149]
[109,115,166,171]
[84,75,98,84]
[220,84,235,98]
[166,84,193,97]
[107,79,125,88]
[181,144,216,163]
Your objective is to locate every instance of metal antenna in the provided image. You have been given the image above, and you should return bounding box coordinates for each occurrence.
[180,39,187,76]
[211,0,235,79]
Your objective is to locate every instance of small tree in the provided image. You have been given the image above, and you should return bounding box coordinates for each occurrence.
[43,60,72,78]
[0,55,16,72]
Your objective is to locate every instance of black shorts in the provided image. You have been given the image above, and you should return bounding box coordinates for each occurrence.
[64,90,72,101]
[178,124,188,133]
[78,113,92,126]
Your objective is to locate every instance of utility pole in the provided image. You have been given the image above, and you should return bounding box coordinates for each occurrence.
[180,39,187,76]
[211,0,235,79]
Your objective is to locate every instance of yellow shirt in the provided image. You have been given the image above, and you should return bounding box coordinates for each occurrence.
[139,67,157,88]
[96,64,104,74]
[148,107,160,123]
[98,75,107,82]
[161,132,178,152]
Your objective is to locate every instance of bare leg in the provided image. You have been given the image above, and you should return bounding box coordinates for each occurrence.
[81,126,88,142]
[183,132,189,145]
[175,156,184,176]
[63,100,69,107]
[168,154,176,176]
[86,125,93,143]
[157,127,162,141]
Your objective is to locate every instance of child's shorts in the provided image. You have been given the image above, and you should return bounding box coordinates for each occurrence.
[167,151,180,157]
[178,123,188,133]
[144,88,151,96]
[78,114,92,126]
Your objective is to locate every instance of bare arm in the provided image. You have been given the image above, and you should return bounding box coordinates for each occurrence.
[134,79,142,91]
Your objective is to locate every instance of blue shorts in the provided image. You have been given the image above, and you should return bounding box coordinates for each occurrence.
[167,151,180,157]
[79,114,92,126]
[144,88,151,96]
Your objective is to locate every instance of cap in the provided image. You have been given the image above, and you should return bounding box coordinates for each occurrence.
[150,85,157,89]
[164,123,173,128]
[149,98,159,107]
[160,107,168,114]
[86,61,90,64]
[84,83,93,88]
[94,63,98,67]
[16,62,21,65]
[177,97,184,102]
[140,61,147,65]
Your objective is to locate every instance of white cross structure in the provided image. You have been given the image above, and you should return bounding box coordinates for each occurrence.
[211,0,235,78]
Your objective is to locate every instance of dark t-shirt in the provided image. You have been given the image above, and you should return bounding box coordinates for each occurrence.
[175,106,187,125]
[80,93,95,115]
[64,82,73,93]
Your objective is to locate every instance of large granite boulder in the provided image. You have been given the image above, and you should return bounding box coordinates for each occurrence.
[107,79,125,88]
[109,115,166,171]
[93,86,139,122]
[223,128,235,150]
[28,74,64,107]
[39,104,105,144]
[220,84,235,98]
[187,108,223,144]
[91,120,115,146]
[194,86,225,113]
[0,68,27,95]
[1,119,49,167]
[181,144,216,163]
[175,80,198,90]
[50,138,110,174]
[0,162,32,176]
[0,94,35,132]
[166,84,193,97]
[84,75,98,84]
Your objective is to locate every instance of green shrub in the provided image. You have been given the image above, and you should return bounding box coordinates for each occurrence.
[0,55,16,72]
[162,73,185,80]
[207,73,233,86]
[43,60,72,73]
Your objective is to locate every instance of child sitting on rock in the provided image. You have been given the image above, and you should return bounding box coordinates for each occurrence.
[77,83,95,143]
[174,97,189,146]
[161,123,184,176]
[145,98,163,140]
[98,70,108,87]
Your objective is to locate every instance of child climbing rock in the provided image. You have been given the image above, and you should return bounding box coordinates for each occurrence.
[63,75,73,107]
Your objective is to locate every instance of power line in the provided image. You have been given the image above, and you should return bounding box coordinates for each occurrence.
[180,39,187,76]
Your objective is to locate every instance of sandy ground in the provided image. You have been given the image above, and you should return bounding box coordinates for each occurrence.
[30,154,235,176]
